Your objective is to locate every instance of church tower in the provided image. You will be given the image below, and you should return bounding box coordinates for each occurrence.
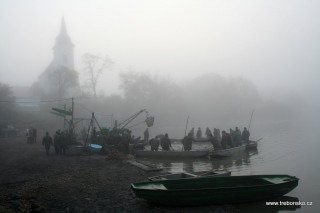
[53,17,74,70]
[33,17,80,98]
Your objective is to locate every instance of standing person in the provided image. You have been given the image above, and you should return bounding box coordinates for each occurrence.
[160,133,172,151]
[60,131,67,155]
[189,128,195,139]
[221,131,227,149]
[149,138,160,151]
[53,130,61,155]
[196,127,202,140]
[144,128,149,144]
[182,133,193,151]
[216,128,221,141]
[33,128,37,143]
[242,127,250,144]
[42,132,53,156]
[234,127,242,146]
[205,127,212,139]
[213,128,221,142]
[209,133,221,150]
[226,131,234,148]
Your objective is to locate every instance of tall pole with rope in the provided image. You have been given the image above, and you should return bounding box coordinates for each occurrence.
[248,109,255,131]
[182,116,189,151]
[184,116,190,137]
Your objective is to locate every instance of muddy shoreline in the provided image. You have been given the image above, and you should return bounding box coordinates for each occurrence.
[0,136,233,212]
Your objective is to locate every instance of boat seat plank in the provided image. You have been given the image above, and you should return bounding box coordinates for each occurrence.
[262,177,291,184]
[143,183,168,190]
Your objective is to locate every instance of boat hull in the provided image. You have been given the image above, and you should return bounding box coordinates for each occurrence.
[211,144,246,157]
[132,175,299,206]
[246,140,258,149]
[148,171,231,181]
[135,150,209,158]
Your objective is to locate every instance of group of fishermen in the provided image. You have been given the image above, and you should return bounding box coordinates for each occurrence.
[41,129,75,156]
[149,133,172,151]
[41,125,250,155]
[148,126,250,152]
[189,126,250,150]
[91,126,142,154]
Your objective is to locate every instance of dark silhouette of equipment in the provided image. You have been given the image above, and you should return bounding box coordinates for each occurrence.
[117,109,154,129]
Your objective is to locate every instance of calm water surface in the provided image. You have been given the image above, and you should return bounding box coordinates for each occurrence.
[138,121,319,212]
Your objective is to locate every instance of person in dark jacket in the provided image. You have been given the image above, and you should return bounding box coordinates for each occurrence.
[196,127,202,140]
[242,127,250,144]
[205,127,212,139]
[183,133,193,151]
[234,127,242,146]
[144,128,149,144]
[209,133,221,150]
[160,133,171,151]
[59,131,67,155]
[150,138,160,151]
[53,130,61,155]
[221,131,227,149]
[42,132,53,156]
[226,132,234,148]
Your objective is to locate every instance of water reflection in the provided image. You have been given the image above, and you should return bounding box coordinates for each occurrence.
[139,148,258,175]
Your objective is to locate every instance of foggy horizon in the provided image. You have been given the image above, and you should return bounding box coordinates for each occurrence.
[1,0,319,101]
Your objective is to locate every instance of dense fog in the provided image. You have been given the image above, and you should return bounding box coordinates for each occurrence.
[0,0,319,138]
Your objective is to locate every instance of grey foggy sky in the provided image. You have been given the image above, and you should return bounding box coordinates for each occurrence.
[0,0,319,97]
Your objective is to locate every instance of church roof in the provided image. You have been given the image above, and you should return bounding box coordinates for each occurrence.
[54,16,74,48]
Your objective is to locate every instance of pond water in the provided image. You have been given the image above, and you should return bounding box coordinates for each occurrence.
[137,121,319,212]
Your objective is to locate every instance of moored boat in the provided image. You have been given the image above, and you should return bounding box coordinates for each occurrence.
[246,140,258,149]
[134,150,209,158]
[148,170,231,181]
[211,144,246,157]
[246,138,262,150]
[89,144,102,153]
[131,174,299,206]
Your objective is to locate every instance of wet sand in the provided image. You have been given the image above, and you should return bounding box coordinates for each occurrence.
[0,136,229,213]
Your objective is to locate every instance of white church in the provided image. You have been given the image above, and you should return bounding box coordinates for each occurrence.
[32,17,80,99]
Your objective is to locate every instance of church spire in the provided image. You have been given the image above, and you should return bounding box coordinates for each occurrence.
[60,16,67,35]
[53,16,74,70]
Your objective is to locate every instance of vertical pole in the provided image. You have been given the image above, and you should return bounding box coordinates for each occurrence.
[248,109,255,131]
[63,104,66,129]
[111,114,114,129]
[71,97,74,134]
[184,116,189,137]
[85,112,94,146]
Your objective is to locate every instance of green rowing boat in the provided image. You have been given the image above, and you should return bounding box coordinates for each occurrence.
[131,175,299,206]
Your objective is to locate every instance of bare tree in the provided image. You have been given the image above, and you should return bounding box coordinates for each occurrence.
[48,66,79,99]
[82,53,114,98]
